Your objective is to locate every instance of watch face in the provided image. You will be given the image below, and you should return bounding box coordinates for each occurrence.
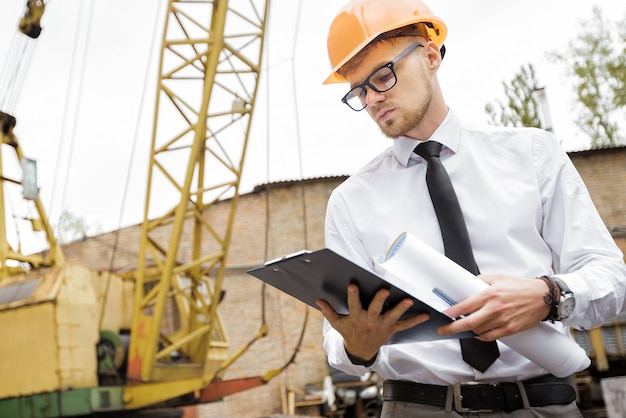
[559,296,576,318]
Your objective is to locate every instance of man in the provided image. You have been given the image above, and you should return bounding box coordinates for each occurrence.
[316,0,626,416]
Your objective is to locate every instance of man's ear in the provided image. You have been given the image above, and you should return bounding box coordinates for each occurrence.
[424,41,442,70]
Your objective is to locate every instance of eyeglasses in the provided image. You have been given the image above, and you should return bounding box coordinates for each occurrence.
[341,43,424,112]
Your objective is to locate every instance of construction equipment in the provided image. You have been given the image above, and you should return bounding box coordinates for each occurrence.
[573,303,626,408]
[0,1,288,416]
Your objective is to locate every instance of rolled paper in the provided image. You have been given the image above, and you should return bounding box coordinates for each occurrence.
[379,232,591,377]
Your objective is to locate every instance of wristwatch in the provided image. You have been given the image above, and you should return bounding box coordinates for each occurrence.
[551,277,576,321]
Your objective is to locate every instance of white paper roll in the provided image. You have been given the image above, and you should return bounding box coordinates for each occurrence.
[379,232,591,377]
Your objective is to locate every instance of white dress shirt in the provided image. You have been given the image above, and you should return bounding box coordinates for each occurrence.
[323,109,626,385]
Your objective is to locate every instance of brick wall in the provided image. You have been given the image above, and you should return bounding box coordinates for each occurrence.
[569,147,626,252]
[61,177,343,418]
[60,147,626,417]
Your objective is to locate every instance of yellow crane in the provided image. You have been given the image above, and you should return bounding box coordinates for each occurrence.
[0,0,61,277]
[0,1,288,416]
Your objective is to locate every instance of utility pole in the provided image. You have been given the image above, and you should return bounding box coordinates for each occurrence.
[533,87,554,133]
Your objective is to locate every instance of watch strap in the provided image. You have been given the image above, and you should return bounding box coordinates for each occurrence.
[536,275,556,322]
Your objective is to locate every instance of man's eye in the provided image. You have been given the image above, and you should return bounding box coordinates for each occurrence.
[374,70,393,84]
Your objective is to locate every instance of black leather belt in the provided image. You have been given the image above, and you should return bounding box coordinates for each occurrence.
[383,375,576,412]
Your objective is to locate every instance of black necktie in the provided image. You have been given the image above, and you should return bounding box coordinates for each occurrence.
[414,140,499,373]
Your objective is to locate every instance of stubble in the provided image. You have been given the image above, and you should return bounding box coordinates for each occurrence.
[376,83,433,139]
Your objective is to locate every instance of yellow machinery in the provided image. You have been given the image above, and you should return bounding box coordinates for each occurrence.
[0,1,283,416]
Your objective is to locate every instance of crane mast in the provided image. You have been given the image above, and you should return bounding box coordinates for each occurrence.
[127,0,271,402]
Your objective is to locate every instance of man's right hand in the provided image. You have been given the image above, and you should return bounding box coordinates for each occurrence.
[316,283,429,363]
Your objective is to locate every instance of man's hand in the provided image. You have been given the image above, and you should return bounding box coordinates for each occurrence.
[437,275,551,341]
[316,284,429,363]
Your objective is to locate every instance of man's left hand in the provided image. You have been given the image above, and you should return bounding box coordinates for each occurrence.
[437,275,551,341]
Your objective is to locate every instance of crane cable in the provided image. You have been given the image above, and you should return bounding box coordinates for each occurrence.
[217,0,311,384]
[99,0,166,330]
[261,0,310,378]
[189,0,311,383]
[0,0,47,113]
[48,0,93,226]
[0,31,36,113]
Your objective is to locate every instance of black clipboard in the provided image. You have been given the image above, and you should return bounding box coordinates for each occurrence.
[247,248,475,344]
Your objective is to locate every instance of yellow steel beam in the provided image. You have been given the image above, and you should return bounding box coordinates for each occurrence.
[129,0,270,383]
[0,113,64,278]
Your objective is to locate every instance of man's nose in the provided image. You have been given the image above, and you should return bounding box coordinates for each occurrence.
[365,86,385,107]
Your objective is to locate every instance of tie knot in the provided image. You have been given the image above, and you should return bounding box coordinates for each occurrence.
[414,141,443,160]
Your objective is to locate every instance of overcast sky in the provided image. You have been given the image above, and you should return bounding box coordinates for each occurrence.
[1,0,625,253]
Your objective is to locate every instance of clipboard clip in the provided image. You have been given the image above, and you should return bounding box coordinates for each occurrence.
[264,250,312,266]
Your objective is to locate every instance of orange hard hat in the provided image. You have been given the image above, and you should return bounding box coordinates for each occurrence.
[324,0,447,84]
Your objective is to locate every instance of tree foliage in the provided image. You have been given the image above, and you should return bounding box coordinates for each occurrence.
[54,210,100,244]
[548,7,626,147]
[485,64,544,129]
[608,21,626,109]
[486,8,625,148]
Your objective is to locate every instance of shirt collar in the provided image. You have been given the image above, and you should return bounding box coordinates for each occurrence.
[392,109,461,167]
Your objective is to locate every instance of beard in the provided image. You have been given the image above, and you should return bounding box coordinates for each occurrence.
[374,84,433,139]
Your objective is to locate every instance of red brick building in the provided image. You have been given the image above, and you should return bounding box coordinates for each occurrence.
[60,146,626,417]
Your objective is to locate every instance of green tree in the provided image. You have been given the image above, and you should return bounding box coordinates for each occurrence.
[548,7,625,147]
[608,21,626,108]
[54,210,100,244]
[485,63,544,129]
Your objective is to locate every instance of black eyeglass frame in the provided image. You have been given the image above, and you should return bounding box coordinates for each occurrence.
[341,43,424,111]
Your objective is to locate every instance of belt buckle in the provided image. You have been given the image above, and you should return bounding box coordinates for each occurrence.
[453,381,494,413]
